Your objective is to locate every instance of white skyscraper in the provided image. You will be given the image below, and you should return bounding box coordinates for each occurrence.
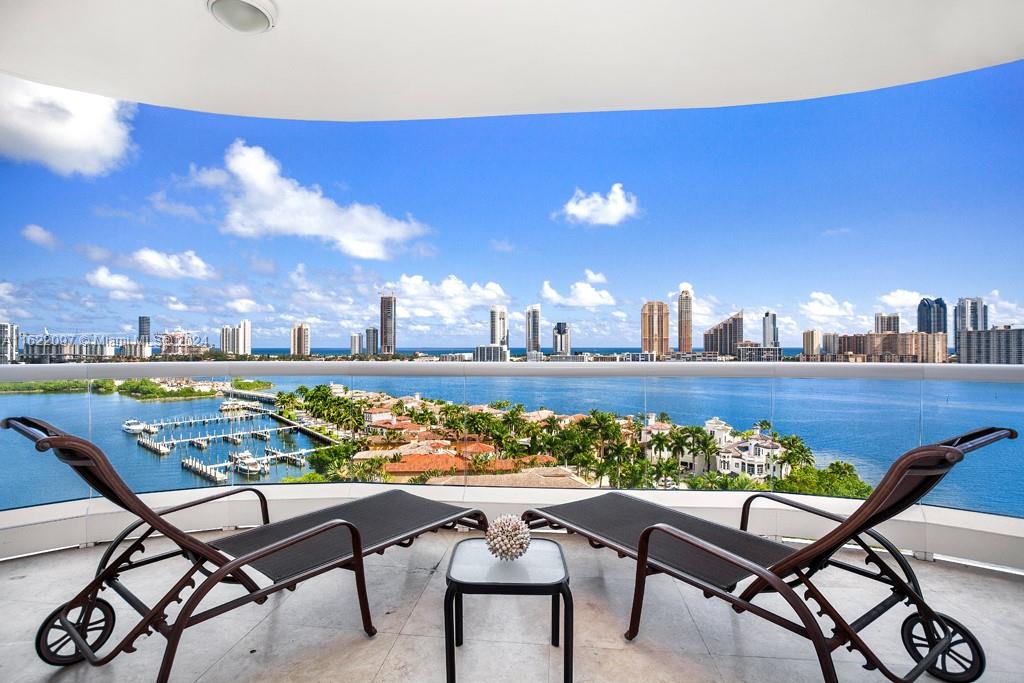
[0,322,18,364]
[490,305,509,347]
[350,332,363,356]
[219,319,252,355]
[525,304,541,354]
[954,297,989,356]
[762,311,779,348]
[802,329,822,357]
[290,322,311,356]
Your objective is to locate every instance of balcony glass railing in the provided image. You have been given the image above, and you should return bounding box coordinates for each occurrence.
[0,363,1021,521]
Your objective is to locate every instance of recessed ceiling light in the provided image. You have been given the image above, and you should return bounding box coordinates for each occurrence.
[207,0,277,34]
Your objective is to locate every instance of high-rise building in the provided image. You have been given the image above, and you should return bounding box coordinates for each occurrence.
[290,322,311,356]
[380,294,397,355]
[490,305,509,347]
[641,301,670,357]
[552,322,571,355]
[762,311,778,348]
[917,298,947,334]
[525,304,542,353]
[0,322,18,364]
[473,343,510,362]
[350,332,363,356]
[822,332,839,355]
[954,297,988,356]
[138,316,151,344]
[874,313,900,334]
[959,327,1024,364]
[802,329,822,357]
[677,289,693,353]
[865,331,948,363]
[365,326,379,356]
[703,311,743,357]
[219,319,251,355]
[839,333,868,355]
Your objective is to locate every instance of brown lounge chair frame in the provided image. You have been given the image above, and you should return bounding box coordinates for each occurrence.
[523,427,1017,683]
[3,416,488,683]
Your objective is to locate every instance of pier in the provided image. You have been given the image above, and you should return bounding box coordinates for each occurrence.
[183,447,315,482]
[142,411,267,431]
[181,457,228,483]
[147,425,300,448]
[138,437,173,456]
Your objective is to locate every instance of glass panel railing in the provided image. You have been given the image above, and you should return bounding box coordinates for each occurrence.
[0,378,93,511]
[0,368,1020,523]
[920,380,1024,517]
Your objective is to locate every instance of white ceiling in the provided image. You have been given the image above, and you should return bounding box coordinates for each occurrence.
[1,0,1022,121]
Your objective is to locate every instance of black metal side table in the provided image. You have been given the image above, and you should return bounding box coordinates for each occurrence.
[444,537,572,682]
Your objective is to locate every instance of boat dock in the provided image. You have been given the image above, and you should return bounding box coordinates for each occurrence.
[148,425,300,448]
[138,437,173,456]
[141,411,267,432]
[181,457,229,483]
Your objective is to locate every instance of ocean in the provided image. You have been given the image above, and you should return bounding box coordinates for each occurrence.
[0,375,1020,517]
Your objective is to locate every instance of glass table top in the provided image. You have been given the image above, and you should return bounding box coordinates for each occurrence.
[447,538,568,586]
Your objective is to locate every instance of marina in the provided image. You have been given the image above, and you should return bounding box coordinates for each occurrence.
[180,447,320,483]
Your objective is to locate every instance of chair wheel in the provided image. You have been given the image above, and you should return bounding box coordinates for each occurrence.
[35,598,116,666]
[901,612,985,683]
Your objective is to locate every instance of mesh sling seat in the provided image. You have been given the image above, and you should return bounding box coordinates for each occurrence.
[523,427,1017,683]
[3,416,488,683]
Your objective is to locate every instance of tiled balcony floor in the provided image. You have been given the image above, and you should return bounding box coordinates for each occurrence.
[0,529,1022,682]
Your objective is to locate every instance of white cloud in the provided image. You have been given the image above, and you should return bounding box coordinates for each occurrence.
[541,280,616,308]
[612,310,628,320]
[986,289,1024,327]
[878,289,929,312]
[164,296,191,312]
[127,248,216,280]
[489,238,515,253]
[383,274,508,325]
[187,163,230,188]
[0,283,15,302]
[0,73,134,176]
[799,291,858,328]
[21,224,58,249]
[148,190,202,221]
[226,298,273,314]
[218,139,426,260]
[85,266,142,300]
[557,183,638,226]
[77,244,111,262]
[584,269,607,284]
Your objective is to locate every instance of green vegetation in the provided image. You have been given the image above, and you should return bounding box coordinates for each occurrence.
[115,378,216,400]
[772,462,874,498]
[0,380,98,393]
[231,378,273,391]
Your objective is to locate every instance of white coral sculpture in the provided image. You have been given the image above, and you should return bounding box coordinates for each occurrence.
[485,514,531,561]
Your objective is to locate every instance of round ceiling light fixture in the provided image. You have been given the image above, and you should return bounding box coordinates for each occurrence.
[207,0,277,34]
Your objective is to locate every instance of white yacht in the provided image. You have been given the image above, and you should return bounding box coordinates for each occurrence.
[121,419,146,434]
[231,451,269,477]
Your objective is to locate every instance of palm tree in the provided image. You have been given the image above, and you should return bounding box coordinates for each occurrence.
[691,431,720,475]
[653,458,680,489]
[755,419,773,433]
[648,431,671,461]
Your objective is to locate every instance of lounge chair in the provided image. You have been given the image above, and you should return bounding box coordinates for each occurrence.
[3,416,488,683]
[522,427,1016,683]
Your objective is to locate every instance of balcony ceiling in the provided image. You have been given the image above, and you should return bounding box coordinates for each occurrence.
[0,0,1022,121]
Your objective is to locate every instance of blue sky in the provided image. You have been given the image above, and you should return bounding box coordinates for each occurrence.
[1,60,1022,347]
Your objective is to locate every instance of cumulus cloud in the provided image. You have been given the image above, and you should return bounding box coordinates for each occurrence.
[216,139,426,260]
[541,280,616,308]
[0,73,135,176]
[557,183,638,226]
[383,274,508,325]
[21,224,58,249]
[878,289,930,311]
[584,269,607,284]
[86,266,142,300]
[127,248,216,280]
[148,190,202,221]
[187,163,229,188]
[986,289,1024,326]
[226,298,274,314]
[799,291,859,327]
[612,310,628,320]
[164,296,192,312]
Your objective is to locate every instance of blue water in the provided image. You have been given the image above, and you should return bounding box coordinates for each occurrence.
[1,377,1021,517]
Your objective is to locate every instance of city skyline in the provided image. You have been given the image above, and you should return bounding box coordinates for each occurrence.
[1,62,1023,346]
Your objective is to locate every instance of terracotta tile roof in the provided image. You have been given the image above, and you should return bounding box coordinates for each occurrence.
[459,442,496,454]
[384,453,468,474]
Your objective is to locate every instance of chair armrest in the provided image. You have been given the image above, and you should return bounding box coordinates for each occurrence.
[155,487,270,525]
[740,492,845,531]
